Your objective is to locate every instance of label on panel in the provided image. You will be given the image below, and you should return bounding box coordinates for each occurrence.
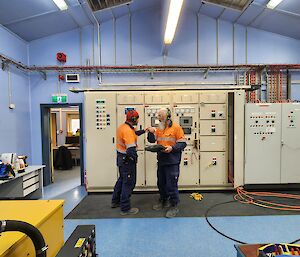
[200,104,227,120]
[199,92,227,103]
[117,105,145,149]
[281,103,300,183]
[117,92,144,104]
[179,146,199,186]
[173,92,198,104]
[244,103,281,184]
[85,92,117,189]
[200,152,227,185]
[200,136,226,152]
[144,92,171,104]
[200,120,227,136]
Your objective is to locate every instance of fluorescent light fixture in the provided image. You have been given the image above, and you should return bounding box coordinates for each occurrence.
[53,0,68,11]
[266,0,283,9]
[164,0,184,45]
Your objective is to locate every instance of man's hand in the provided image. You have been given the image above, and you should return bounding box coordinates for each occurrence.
[163,146,172,153]
[146,127,156,133]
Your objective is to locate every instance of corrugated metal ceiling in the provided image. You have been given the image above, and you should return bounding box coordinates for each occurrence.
[0,0,300,41]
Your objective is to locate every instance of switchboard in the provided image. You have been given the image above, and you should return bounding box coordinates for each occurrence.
[84,90,232,191]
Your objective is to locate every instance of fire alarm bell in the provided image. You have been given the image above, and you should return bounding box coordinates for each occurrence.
[56,52,67,63]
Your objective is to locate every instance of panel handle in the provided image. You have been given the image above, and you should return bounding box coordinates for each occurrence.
[112,137,115,144]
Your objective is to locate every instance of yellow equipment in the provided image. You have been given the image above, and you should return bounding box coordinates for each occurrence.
[0,200,64,257]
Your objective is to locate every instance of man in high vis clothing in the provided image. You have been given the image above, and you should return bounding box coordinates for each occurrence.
[111,109,146,215]
[147,108,187,218]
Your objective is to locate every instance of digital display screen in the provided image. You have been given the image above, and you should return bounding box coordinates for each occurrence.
[151,117,159,127]
[66,74,80,82]
[67,75,78,80]
[180,116,192,127]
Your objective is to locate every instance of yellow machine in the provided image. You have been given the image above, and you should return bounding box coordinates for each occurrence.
[0,200,64,257]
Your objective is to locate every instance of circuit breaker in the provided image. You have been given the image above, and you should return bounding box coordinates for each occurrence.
[244,103,282,184]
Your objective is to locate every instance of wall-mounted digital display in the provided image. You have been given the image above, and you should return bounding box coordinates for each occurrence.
[151,117,160,127]
[180,116,192,127]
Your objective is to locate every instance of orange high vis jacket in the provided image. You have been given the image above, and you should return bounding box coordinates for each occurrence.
[116,123,138,154]
[155,122,186,147]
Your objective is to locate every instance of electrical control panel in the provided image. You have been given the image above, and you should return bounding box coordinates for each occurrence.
[200,152,227,185]
[281,103,300,183]
[179,145,199,186]
[199,104,227,120]
[95,99,111,130]
[85,90,230,191]
[85,92,117,190]
[244,103,281,184]
[173,105,198,143]
[199,93,227,186]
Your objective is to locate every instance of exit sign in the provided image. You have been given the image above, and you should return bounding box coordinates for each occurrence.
[52,94,67,103]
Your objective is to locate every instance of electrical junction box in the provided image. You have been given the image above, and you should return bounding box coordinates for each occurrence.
[65,74,80,83]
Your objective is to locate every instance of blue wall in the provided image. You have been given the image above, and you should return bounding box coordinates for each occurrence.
[0,25,31,160]
[25,7,300,163]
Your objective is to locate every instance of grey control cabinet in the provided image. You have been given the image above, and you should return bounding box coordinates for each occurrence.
[245,103,300,185]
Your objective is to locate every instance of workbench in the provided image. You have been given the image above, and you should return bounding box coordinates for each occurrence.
[0,165,44,199]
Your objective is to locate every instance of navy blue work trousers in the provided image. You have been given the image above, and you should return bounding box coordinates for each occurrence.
[157,164,180,206]
[112,163,137,212]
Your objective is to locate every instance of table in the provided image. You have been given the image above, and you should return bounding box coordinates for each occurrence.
[0,165,44,199]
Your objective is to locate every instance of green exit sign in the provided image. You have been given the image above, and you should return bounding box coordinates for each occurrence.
[52,94,67,103]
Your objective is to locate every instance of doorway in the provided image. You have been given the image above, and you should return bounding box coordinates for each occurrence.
[41,103,84,196]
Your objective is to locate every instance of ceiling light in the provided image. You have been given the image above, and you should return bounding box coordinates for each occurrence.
[53,0,68,11]
[164,0,184,45]
[266,0,283,9]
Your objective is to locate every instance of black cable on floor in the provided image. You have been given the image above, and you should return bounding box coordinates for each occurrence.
[205,200,247,245]
[205,199,300,245]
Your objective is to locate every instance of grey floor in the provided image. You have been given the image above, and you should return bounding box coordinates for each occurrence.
[43,166,81,199]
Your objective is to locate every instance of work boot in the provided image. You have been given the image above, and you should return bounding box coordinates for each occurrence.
[165,206,179,218]
[152,200,171,211]
[120,207,139,216]
[111,202,120,208]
